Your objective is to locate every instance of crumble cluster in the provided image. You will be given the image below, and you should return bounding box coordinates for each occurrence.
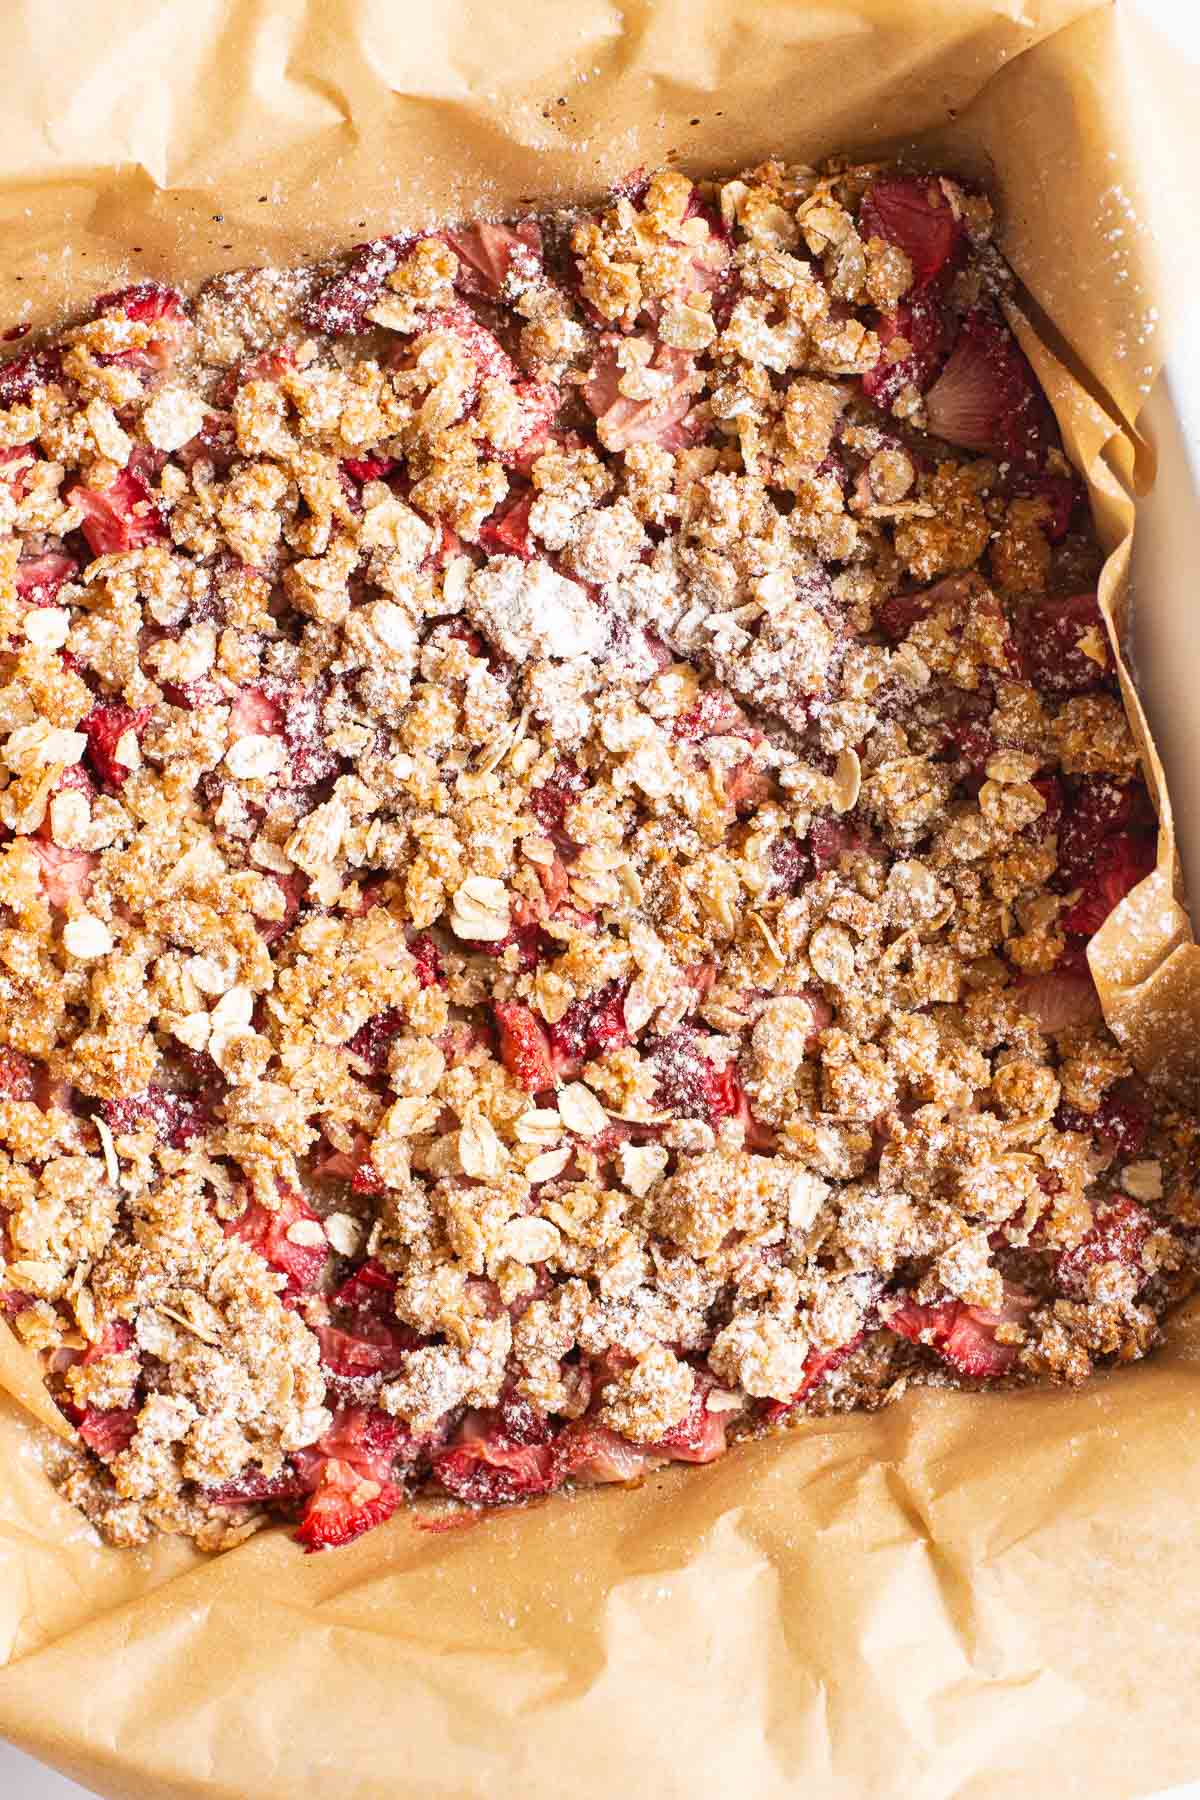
[0,159,1194,1553]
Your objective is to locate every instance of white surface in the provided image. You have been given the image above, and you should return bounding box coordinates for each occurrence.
[2,0,1200,1795]
[0,1749,92,1798]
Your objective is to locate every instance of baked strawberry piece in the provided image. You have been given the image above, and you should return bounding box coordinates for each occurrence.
[68,467,167,557]
[923,305,1049,466]
[224,1186,328,1297]
[859,177,965,293]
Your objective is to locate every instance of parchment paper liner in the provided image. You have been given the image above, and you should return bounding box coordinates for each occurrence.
[1,4,1197,1795]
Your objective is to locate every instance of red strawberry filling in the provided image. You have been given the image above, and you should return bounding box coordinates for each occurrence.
[1021,590,1111,697]
[808,816,867,873]
[161,675,226,711]
[552,1423,659,1485]
[0,346,62,408]
[76,1406,139,1461]
[228,685,285,739]
[530,758,588,839]
[295,1456,402,1551]
[1059,832,1155,937]
[301,235,413,336]
[16,550,78,600]
[650,1380,729,1464]
[1011,468,1082,542]
[331,1259,397,1317]
[204,1464,315,1507]
[295,1406,413,1550]
[534,853,571,916]
[101,1086,209,1149]
[765,832,813,896]
[671,684,747,740]
[0,1049,38,1101]
[224,1184,328,1295]
[176,412,237,473]
[1055,777,1151,886]
[31,840,98,907]
[340,454,399,485]
[345,1006,408,1072]
[409,933,444,989]
[315,1317,415,1379]
[862,297,947,409]
[1025,774,1064,841]
[316,1404,414,1477]
[923,306,1048,467]
[61,1326,141,1461]
[433,1374,730,1507]
[1056,1198,1154,1301]
[271,678,340,789]
[1011,965,1103,1033]
[460,906,542,971]
[349,1152,387,1198]
[858,177,965,292]
[583,335,700,451]
[82,1319,136,1363]
[493,1002,556,1093]
[1057,1084,1151,1162]
[94,283,185,327]
[941,718,996,791]
[433,1410,561,1504]
[81,702,152,788]
[423,520,465,573]
[548,981,631,1079]
[93,284,188,372]
[312,1134,387,1197]
[876,589,933,642]
[478,487,535,560]
[68,467,167,557]
[256,872,305,946]
[889,1285,1034,1378]
[442,220,544,300]
[648,1028,747,1130]
[723,759,772,816]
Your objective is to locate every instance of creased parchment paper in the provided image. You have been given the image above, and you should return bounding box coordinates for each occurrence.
[2,3,1199,1795]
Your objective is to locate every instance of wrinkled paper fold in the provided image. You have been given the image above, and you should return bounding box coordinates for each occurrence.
[2,3,1199,1795]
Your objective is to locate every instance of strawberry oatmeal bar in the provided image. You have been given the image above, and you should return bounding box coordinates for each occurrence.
[0,160,1194,1554]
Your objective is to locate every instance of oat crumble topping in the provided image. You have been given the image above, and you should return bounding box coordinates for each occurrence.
[0,161,1192,1553]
